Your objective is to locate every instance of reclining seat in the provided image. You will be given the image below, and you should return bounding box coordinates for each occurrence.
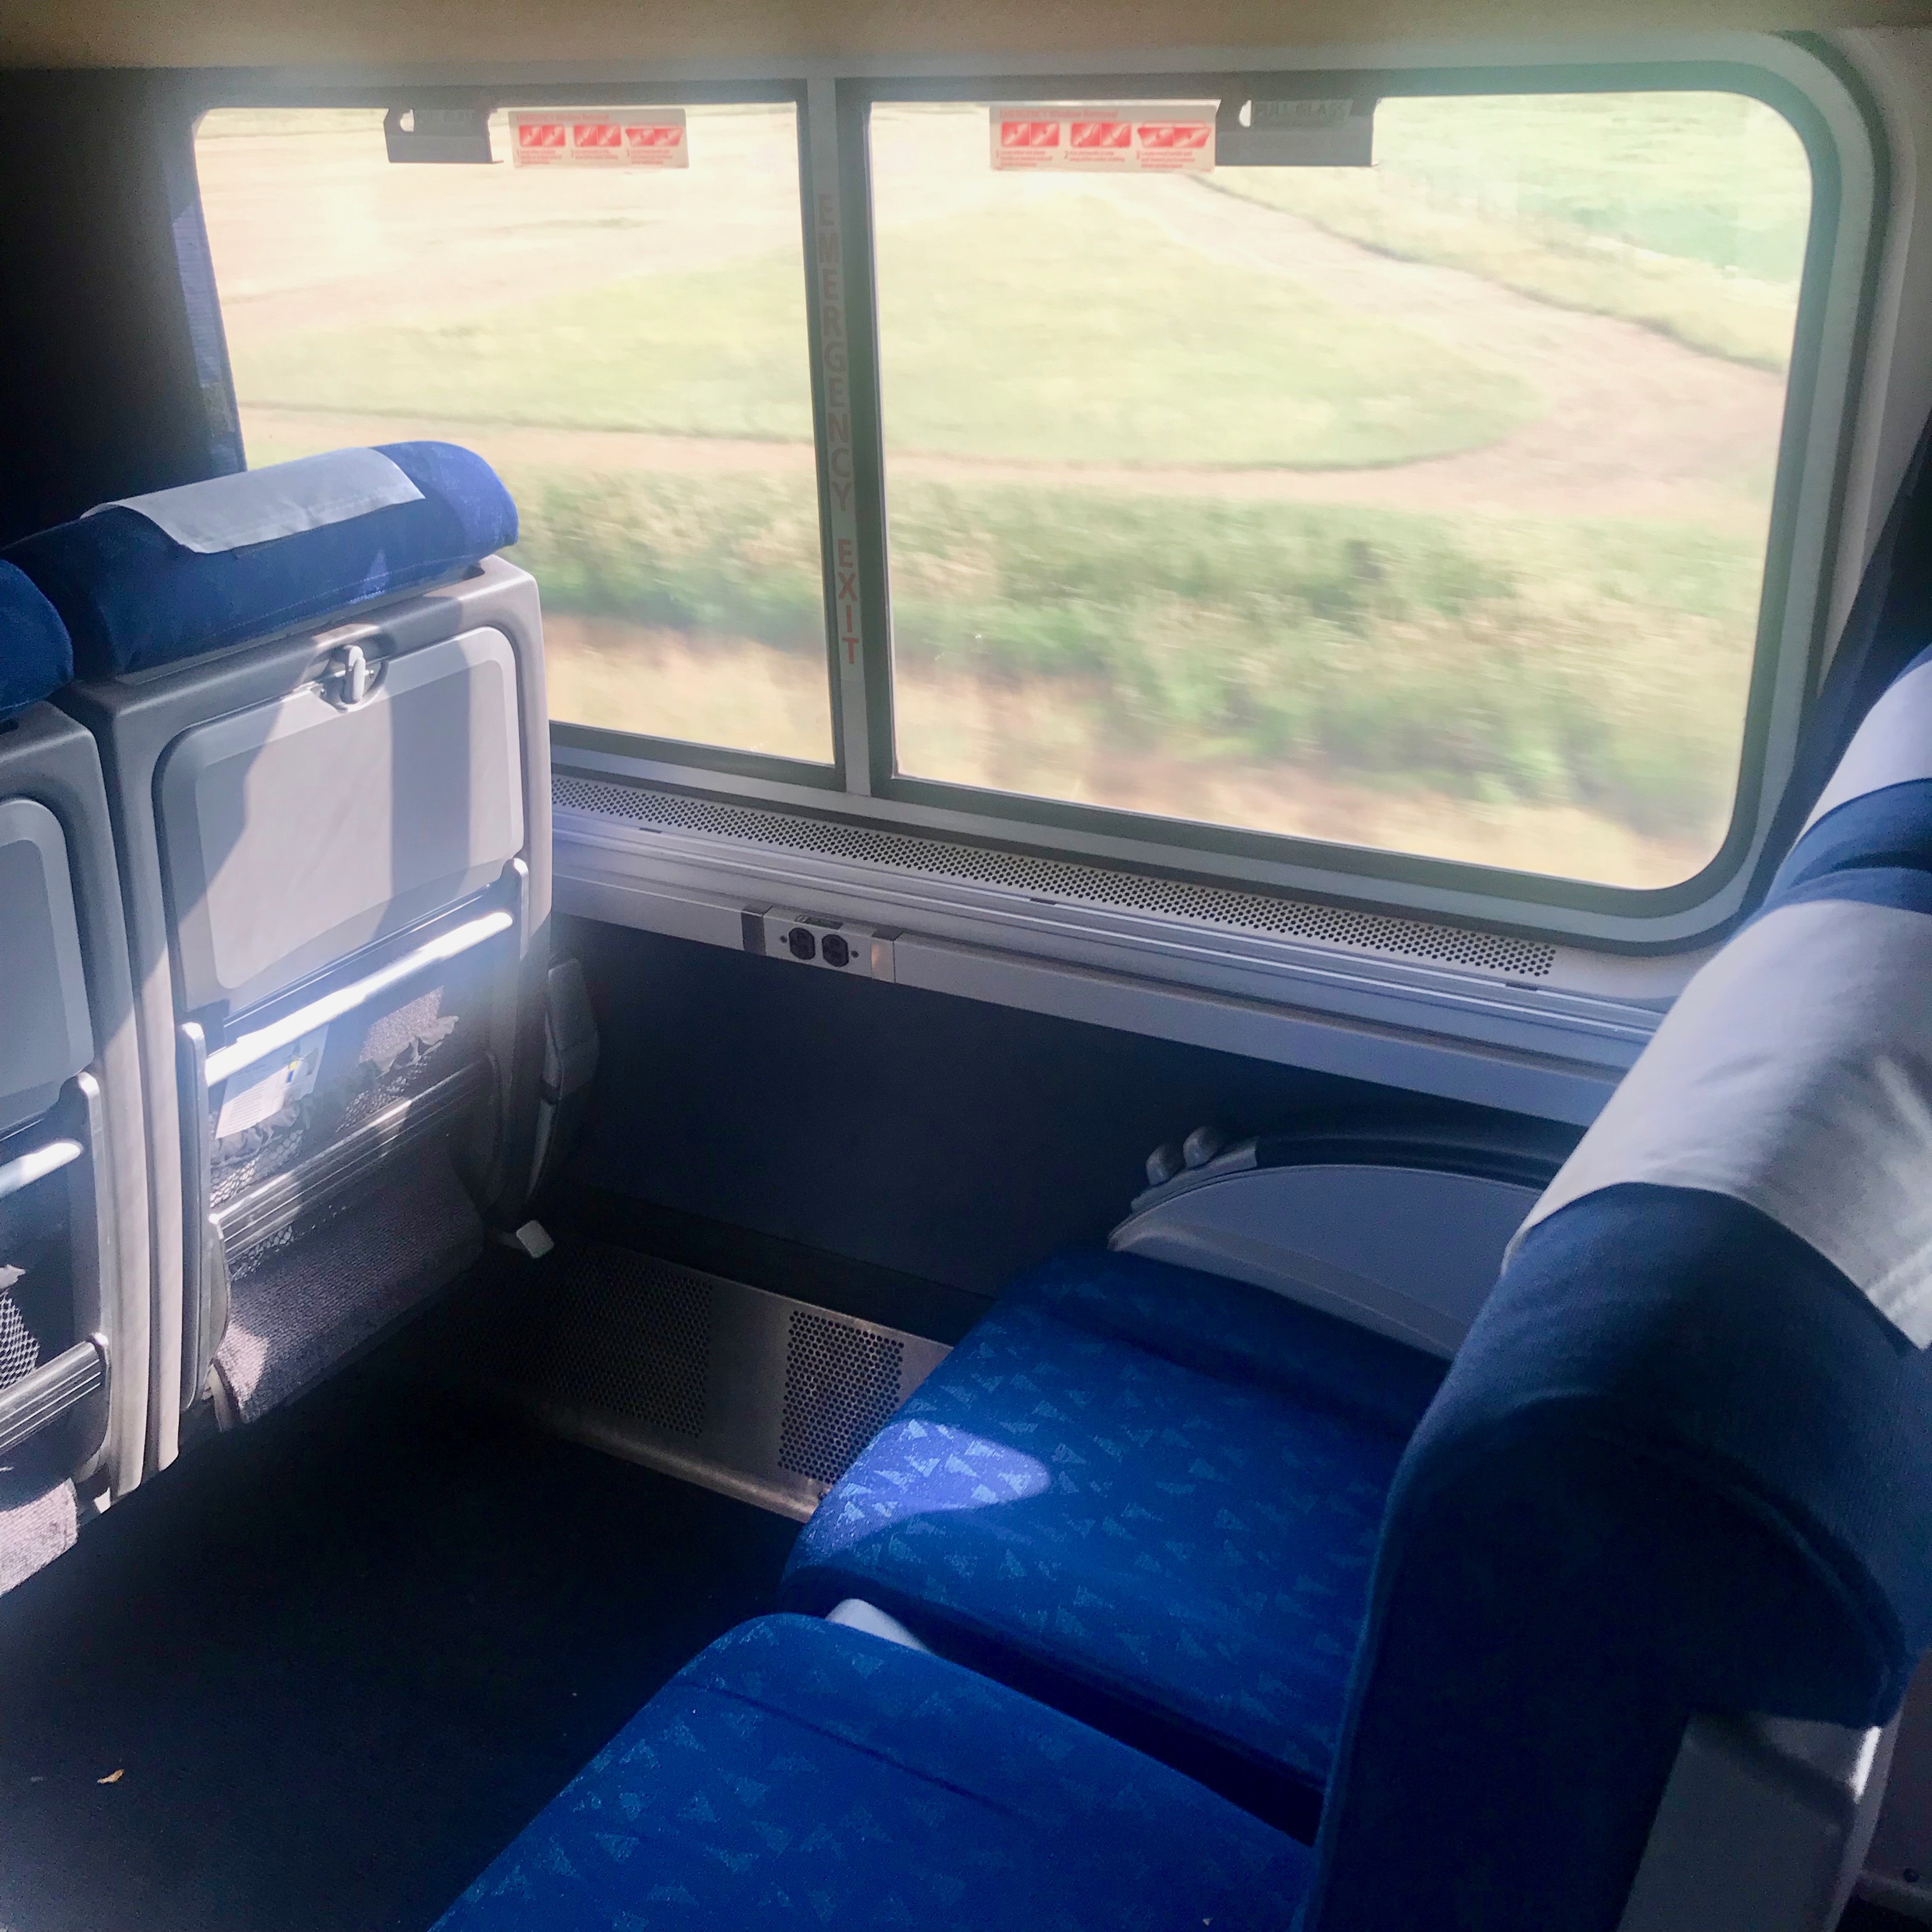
[781,1123,1558,1836]
[6,444,550,1467]
[0,563,149,1593]
[1298,646,1932,1931]
[433,658,1932,1932]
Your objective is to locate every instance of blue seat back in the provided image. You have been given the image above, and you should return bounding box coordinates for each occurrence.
[1763,638,1932,915]
[1303,651,1932,1931]
[1,443,541,1454]
[0,559,73,716]
[4,441,515,677]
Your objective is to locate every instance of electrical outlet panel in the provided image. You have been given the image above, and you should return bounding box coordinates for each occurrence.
[742,907,897,981]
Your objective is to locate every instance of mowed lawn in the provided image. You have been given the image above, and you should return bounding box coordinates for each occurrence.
[229,192,1535,469]
[1212,91,1813,369]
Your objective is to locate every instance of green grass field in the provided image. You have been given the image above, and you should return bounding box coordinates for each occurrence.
[230,194,1533,468]
[1211,91,1812,369]
[868,196,1532,466]
[510,466,1756,841]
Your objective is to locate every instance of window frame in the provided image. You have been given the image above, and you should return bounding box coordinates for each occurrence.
[838,57,1864,942]
[187,77,852,792]
[181,36,1885,954]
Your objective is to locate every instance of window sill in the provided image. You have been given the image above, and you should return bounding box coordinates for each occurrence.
[553,775,1672,1126]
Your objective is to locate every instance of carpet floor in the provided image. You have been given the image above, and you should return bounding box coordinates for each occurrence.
[0,1331,797,1932]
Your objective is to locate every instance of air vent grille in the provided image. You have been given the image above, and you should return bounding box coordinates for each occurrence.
[533,1246,712,1439]
[554,773,1557,979]
[779,1309,905,1486]
[455,1243,949,1519]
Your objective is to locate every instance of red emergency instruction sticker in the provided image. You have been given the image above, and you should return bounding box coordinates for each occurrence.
[625,121,686,162]
[573,119,625,160]
[995,118,1062,164]
[1135,118,1215,169]
[510,108,689,169]
[990,104,1215,172]
[1070,119,1133,155]
[512,118,569,164]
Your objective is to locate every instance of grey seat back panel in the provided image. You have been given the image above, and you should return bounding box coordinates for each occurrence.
[63,558,548,1471]
[158,625,525,1015]
[0,707,150,1506]
[0,797,93,1137]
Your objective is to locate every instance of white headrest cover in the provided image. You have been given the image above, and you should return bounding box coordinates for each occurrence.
[1801,652,1932,834]
[88,448,424,555]
[1512,896,1932,1344]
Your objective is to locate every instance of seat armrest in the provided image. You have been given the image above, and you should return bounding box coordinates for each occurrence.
[1618,1710,1896,1932]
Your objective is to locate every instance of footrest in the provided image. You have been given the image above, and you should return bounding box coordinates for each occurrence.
[0,1477,77,1597]
[213,1056,494,1263]
[0,1339,105,1458]
[212,1140,482,1423]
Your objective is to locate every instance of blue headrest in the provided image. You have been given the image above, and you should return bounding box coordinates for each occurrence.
[0,559,74,719]
[1765,640,1932,908]
[1305,1186,1932,1931]
[2,442,517,678]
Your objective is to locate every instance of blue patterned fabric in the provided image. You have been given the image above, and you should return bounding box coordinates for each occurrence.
[434,1614,1312,1932]
[1303,1184,1932,1932]
[0,560,73,718]
[782,1250,1445,1836]
[4,441,515,677]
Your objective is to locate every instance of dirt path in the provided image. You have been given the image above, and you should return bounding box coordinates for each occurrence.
[214,110,1784,530]
[1135,175,1784,525]
[241,359,1770,530]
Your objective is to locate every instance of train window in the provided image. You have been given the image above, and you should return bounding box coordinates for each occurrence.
[185,57,1866,942]
[864,91,1814,891]
[195,102,832,765]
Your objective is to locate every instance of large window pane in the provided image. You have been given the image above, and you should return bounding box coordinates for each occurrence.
[197,104,831,763]
[868,94,1814,888]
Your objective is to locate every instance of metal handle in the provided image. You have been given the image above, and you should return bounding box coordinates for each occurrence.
[0,1338,107,1459]
[204,905,514,1090]
[0,1137,82,1206]
[176,1022,214,1409]
[212,1057,495,1262]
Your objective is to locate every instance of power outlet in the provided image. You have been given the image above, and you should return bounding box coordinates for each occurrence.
[742,907,897,981]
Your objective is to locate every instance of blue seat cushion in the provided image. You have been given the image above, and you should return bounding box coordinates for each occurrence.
[0,560,73,719]
[4,441,516,677]
[434,1614,1311,1932]
[781,1250,1446,1837]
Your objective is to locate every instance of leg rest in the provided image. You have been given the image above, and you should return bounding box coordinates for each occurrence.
[782,1249,1446,1835]
[434,1614,1312,1932]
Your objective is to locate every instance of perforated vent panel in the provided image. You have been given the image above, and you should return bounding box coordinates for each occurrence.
[554,774,1557,978]
[458,1243,948,1519]
[533,1246,712,1439]
[779,1309,905,1486]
